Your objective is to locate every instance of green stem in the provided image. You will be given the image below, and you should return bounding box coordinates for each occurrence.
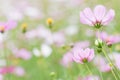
[85,63,93,75]
[102,49,118,80]
[111,69,118,80]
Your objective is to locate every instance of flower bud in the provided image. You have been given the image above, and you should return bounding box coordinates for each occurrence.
[21,23,27,33]
[0,26,5,33]
[95,39,103,48]
[46,18,53,29]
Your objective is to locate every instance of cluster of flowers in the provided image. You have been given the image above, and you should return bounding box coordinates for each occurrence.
[61,5,120,80]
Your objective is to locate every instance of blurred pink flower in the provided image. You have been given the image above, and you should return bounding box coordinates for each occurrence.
[0,66,15,74]
[52,31,66,46]
[73,41,90,49]
[15,49,32,60]
[97,32,120,46]
[60,52,73,67]
[14,66,25,77]
[0,20,17,33]
[109,52,120,70]
[80,5,115,27]
[73,48,94,64]
[94,55,111,72]
[83,75,100,80]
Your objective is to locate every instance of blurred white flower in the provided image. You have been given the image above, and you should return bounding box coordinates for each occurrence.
[40,44,52,58]
[65,25,78,36]
[0,59,6,67]
[32,48,41,57]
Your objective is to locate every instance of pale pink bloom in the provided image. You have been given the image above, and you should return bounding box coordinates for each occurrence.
[0,74,3,80]
[15,49,32,60]
[52,31,66,46]
[65,25,78,36]
[83,75,100,80]
[109,52,120,70]
[97,32,120,45]
[14,66,25,77]
[80,5,115,27]
[60,52,73,67]
[94,55,111,72]
[73,48,94,64]
[0,66,15,74]
[0,20,17,32]
[73,41,90,49]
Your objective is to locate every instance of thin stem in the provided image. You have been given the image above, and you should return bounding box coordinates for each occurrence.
[109,48,120,79]
[102,49,118,80]
[85,63,93,75]
[99,70,104,80]
[111,69,118,80]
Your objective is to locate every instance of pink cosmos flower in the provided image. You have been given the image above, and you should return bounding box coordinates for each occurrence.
[94,55,111,72]
[14,66,25,77]
[60,52,73,67]
[83,75,100,80]
[80,5,115,27]
[15,49,32,60]
[97,32,120,46]
[109,52,120,70]
[0,20,17,33]
[73,41,90,49]
[73,48,94,64]
[0,66,15,74]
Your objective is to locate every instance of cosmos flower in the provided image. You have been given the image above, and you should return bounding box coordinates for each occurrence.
[0,20,17,33]
[94,55,111,72]
[15,49,32,60]
[60,52,73,67]
[80,5,115,28]
[73,48,94,64]
[97,32,120,46]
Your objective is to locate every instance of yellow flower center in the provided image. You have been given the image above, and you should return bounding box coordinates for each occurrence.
[46,18,53,25]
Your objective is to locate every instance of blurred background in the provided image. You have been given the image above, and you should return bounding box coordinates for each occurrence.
[0,0,120,80]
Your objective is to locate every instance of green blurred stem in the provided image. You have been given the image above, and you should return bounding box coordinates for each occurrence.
[102,49,118,80]
[109,48,120,79]
[85,63,93,75]
[111,69,118,80]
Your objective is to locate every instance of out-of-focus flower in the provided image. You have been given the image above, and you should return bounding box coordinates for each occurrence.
[73,48,94,64]
[0,20,17,33]
[6,10,24,21]
[94,55,111,72]
[15,49,32,60]
[32,48,41,57]
[24,6,44,19]
[83,75,100,80]
[0,59,6,67]
[109,52,120,70]
[0,74,3,80]
[46,18,54,25]
[0,66,15,74]
[65,25,78,36]
[80,5,115,28]
[73,41,90,49]
[14,66,25,77]
[40,44,52,58]
[21,23,28,33]
[60,52,73,67]
[97,32,120,46]
[52,31,66,46]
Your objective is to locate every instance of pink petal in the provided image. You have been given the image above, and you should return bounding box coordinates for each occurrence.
[94,5,106,21]
[5,20,17,30]
[80,12,93,26]
[102,9,115,25]
[83,8,96,22]
[88,49,94,61]
[84,48,91,58]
